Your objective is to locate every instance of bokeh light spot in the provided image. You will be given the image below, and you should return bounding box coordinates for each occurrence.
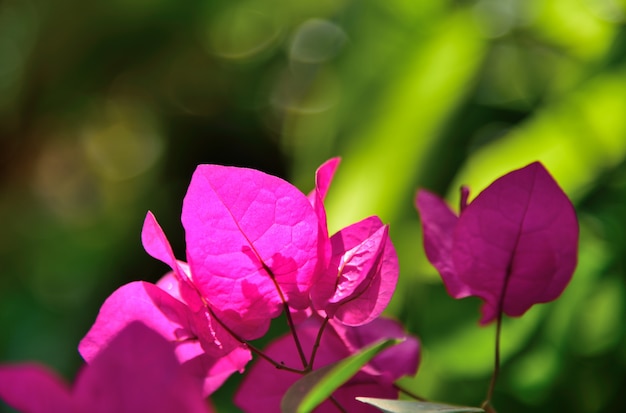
[207,6,280,60]
[289,18,347,64]
[81,99,164,182]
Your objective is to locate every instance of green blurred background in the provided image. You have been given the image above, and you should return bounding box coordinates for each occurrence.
[1,0,626,412]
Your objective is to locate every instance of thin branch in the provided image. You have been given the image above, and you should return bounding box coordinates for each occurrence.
[481,311,502,413]
[246,342,305,375]
[308,316,330,371]
[261,261,308,368]
[393,383,427,401]
[282,299,309,368]
[230,224,309,368]
[329,395,348,413]
[203,298,305,374]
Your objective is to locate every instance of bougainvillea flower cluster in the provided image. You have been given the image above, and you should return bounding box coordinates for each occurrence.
[77,157,415,411]
[416,162,579,324]
[0,322,213,413]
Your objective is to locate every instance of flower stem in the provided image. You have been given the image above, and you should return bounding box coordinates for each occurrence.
[393,383,426,401]
[282,300,308,368]
[481,310,502,413]
[247,341,305,374]
[203,298,305,374]
[307,316,330,371]
[238,235,309,368]
[329,395,348,412]
[261,261,308,368]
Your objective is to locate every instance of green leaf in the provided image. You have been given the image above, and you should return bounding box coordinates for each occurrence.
[280,338,402,413]
[356,397,485,413]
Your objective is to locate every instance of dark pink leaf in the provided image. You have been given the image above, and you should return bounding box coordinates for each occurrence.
[312,216,399,326]
[416,162,578,324]
[0,364,75,413]
[453,162,578,323]
[75,322,212,413]
[181,165,319,339]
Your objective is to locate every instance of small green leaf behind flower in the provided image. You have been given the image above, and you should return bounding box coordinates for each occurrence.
[281,338,403,413]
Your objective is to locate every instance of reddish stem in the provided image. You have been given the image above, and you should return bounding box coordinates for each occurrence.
[481,310,502,413]
[236,230,309,368]
[261,261,308,368]
[282,300,308,368]
[329,395,348,412]
[393,383,427,401]
[202,298,305,374]
[307,316,330,371]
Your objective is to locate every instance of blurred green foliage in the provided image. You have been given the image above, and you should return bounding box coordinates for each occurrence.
[1,0,626,412]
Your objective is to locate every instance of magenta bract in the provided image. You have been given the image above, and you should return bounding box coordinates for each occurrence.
[0,364,73,413]
[308,158,341,275]
[80,212,254,395]
[182,165,320,338]
[416,162,579,324]
[312,216,399,326]
[80,158,405,401]
[142,212,207,315]
[141,211,246,356]
[307,158,399,326]
[1,323,213,413]
[77,281,251,396]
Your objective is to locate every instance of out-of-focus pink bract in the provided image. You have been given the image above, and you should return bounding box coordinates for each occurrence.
[1,323,214,413]
[416,162,578,324]
[77,281,251,396]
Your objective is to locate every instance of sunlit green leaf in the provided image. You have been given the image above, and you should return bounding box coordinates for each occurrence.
[280,338,402,413]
